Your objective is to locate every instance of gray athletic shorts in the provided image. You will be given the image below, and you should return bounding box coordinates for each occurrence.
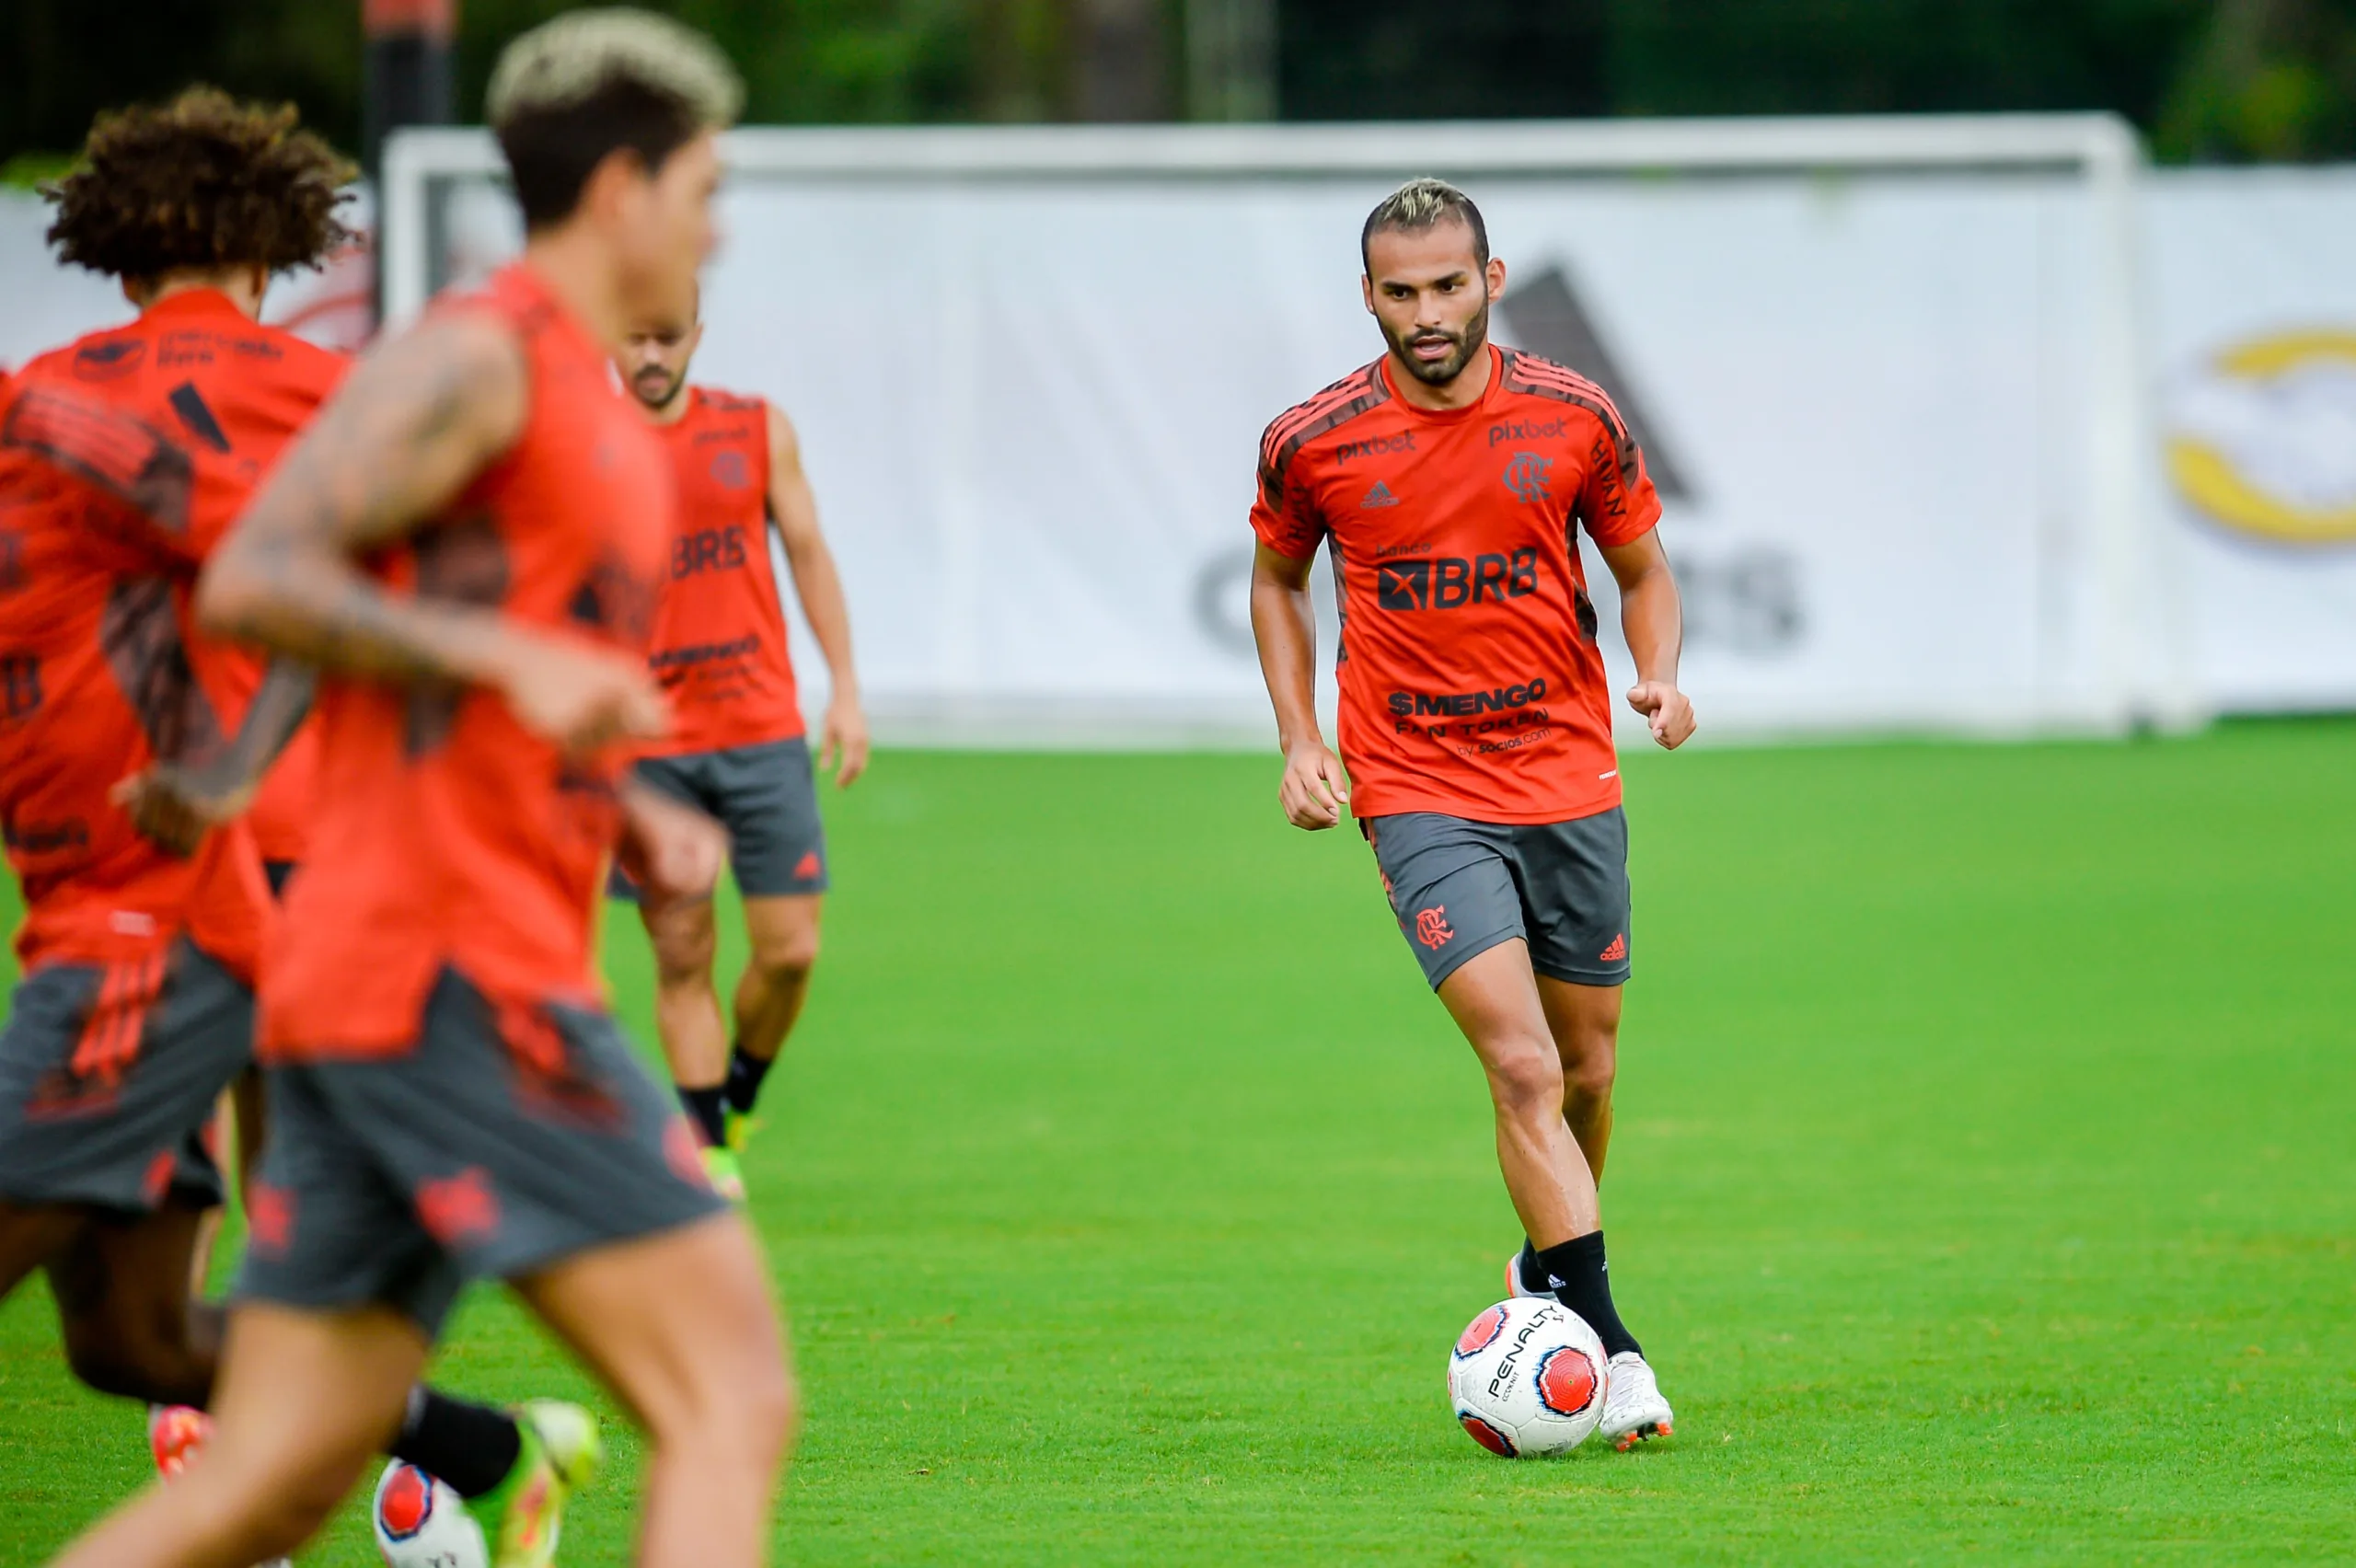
[1366,808,1633,991]
[0,938,241,1213]
[614,735,828,900]
[235,966,728,1337]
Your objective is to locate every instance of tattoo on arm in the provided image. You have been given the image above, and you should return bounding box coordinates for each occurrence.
[211,659,315,788]
[198,315,530,686]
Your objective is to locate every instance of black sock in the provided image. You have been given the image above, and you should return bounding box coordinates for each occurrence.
[723,1043,774,1117]
[1515,1238,1548,1295]
[390,1388,522,1499]
[1534,1230,1643,1360]
[678,1084,727,1147]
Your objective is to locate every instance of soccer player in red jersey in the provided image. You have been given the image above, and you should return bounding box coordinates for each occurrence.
[2,89,593,1561]
[611,293,868,1199]
[47,21,793,1568]
[1249,179,1695,1450]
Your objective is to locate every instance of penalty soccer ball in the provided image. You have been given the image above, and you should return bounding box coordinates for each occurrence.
[371,1460,488,1568]
[1448,1297,1609,1458]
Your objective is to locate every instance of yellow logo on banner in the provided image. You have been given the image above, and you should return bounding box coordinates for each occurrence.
[2166,330,2356,546]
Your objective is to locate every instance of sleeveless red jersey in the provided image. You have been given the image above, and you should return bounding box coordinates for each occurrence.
[261,263,672,1061]
[1249,346,1663,824]
[637,386,803,755]
[0,290,343,981]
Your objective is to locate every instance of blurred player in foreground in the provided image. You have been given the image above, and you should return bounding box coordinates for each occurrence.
[613,290,867,1201]
[1248,179,1692,1450]
[0,88,587,1562]
[49,15,794,1568]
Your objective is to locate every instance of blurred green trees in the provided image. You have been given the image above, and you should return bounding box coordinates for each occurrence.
[4,0,2353,168]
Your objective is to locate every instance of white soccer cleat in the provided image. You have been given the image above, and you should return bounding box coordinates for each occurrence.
[1598,1351,1673,1450]
[1503,1246,1553,1302]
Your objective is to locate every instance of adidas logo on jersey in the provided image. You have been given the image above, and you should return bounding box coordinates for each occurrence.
[1599,933,1627,963]
[1360,481,1401,508]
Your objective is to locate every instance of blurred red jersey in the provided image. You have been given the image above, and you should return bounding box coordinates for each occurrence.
[1249,346,1662,824]
[0,291,344,979]
[261,262,673,1061]
[638,387,803,755]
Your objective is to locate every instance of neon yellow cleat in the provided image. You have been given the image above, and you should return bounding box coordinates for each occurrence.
[463,1399,603,1568]
[724,1106,760,1154]
[703,1143,747,1203]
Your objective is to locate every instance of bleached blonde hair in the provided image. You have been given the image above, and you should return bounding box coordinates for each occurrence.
[1360,177,1490,271]
[487,7,743,131]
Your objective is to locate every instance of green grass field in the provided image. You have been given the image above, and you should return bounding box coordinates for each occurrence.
[3,722,2352,1564]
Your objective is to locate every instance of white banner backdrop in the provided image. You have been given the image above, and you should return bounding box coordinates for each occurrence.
[2149,168,2356,713]
[5,154,2352,742]
[420,162,2136,744]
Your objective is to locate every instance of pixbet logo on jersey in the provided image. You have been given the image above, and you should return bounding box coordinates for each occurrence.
[1334,429,1416,465]
[1376,548,1539,611]
[1488,416,1570,446]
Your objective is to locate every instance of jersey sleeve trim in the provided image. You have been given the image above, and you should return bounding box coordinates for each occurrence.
[1500,350,1646,490]
[0,383,195,534]
[1256,362,1391,507]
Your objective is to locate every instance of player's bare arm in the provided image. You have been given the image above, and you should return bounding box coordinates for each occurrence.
[198,315,667,752]
[1249,541,1349,830]
[1598,530,1694,749]
[111,660,316,856]
[767,400,868,787]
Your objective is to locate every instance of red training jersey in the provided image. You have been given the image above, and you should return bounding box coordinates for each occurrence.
[261,262,673,1062]
[1249,346,1662,824]
[638,386,803,755]
[0,291,344,982]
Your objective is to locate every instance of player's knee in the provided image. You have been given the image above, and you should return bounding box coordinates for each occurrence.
[735,1352,799,1470]
[652,936,720,989]
[645,1355,797,1483]
[747,928,819,989]
[1562,1038,1617,1103]
[1486,1038,1565,1123]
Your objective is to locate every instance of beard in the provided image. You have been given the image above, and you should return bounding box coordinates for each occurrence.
[1384,299,1490,387]
[629,366,685,410]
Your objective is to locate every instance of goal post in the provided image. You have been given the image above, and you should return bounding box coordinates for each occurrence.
[382,114,2195,744]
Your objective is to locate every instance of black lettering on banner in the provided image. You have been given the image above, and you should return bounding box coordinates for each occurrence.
[0,653,43,721]
[0,530,23,593]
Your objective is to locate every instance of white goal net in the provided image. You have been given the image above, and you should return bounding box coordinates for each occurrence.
[384,114,2189,745]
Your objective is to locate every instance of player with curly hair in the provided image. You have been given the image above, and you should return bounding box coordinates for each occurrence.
[3,86,597,1566]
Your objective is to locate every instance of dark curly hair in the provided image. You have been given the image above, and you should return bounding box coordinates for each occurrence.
[43,87,357,283]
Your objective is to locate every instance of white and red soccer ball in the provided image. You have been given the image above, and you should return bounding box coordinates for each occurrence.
[371,1460,489,1568]
[1448,1297,1609,1457]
